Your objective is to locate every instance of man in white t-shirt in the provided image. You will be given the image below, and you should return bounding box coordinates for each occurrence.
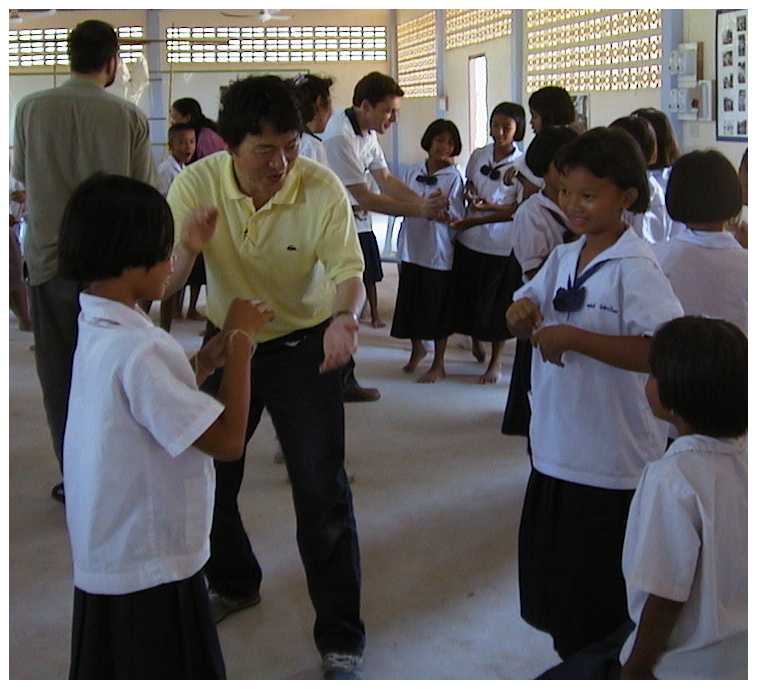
[321,73,449,312]
[322,72,448,396]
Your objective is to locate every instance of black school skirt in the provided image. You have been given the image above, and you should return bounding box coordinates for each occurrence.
[501,337,533,436]
[451,242,522,342]
[390,261,454,340]
[358,231,384,285]
[69,570,225,679]
[518,468,634,660]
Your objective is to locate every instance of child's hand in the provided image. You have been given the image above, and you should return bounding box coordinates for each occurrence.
[531,324,576,367]
[506,298,543,336]
[182,207,219,254]
[421,189,449,220]
[223,298,275,340]
[502,167,518,186]
[450,216,477,232]
[463,182,479,205]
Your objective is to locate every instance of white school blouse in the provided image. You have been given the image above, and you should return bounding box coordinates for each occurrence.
[322,108,388,233]
[623,172,669,243]
[299,130,328,166]
[511,191,571,280]
[64,294,224,595]
[652,227,747,334]
[457,143,523,256]
[397,162,465,271]
[620,435,748,679]
[513,229,684,490]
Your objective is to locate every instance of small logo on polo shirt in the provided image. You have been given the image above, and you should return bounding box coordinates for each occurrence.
[287,245,297,251]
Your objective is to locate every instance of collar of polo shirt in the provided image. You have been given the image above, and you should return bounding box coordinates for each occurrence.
[221,152,303,208]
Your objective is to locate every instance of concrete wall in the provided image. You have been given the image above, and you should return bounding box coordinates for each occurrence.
[9,9,394,163]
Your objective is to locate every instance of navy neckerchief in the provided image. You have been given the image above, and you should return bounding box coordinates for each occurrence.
[416,161,440,186]
[480,158,511,180]
[552,251,612,312]
[544,205,578,243]
[344,108,363,137]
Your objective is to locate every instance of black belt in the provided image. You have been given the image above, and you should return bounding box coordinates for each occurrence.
[206,318,329,356]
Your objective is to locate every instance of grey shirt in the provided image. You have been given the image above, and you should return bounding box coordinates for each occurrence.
[12,77,159,285]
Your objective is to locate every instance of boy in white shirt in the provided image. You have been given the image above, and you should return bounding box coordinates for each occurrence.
[157,123,196,196]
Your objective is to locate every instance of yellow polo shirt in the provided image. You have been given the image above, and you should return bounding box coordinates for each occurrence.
[168,152,364,342]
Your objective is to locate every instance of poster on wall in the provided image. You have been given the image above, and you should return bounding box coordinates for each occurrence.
[716,8,747,141]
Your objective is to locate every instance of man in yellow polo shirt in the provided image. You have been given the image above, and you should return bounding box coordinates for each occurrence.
[167,76,366,680]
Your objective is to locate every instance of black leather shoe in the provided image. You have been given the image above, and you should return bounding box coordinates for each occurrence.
[343,384,381,403]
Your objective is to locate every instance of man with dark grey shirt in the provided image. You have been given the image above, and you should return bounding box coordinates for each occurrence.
[12,19,158,503]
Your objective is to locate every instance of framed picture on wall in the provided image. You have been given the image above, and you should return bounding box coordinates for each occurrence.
[716,8,747,141]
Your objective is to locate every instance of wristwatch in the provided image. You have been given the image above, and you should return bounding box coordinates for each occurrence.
[333,310,358,324]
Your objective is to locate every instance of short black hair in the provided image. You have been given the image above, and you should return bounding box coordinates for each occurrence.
[610,115,657,165]
[420,119,462,157]
[649,316,747,438]
[289,74,334,124]
[632,108,680,169]
[555,127,650,214]
[490,102,526,141]
[665,150,742,224]
[168,123,196,144]
[58,174,174,283]
[218,75,303,149]
[740,147,748,174]
[528,86,576,127]
[67,20,119,74]
[352,72,404,107]
[525,126,578,177]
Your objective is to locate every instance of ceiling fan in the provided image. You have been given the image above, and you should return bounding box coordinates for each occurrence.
[9,8,57,25]
[220,9,292,22]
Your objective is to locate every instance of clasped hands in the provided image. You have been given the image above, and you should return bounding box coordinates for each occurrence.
[506,298,576,367]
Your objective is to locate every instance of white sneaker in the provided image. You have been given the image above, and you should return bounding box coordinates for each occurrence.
[321,652,363,680]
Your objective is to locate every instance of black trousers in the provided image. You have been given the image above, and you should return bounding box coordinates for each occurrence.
[29,275,82,474]
[201,320,365,657]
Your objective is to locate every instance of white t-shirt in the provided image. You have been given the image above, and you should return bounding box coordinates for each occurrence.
[322,107,388,233]
[623,173,669,243]
[652,228,747,334]
[513,229,684,489]
[64,294,224,595]
[620,434,748,679]
[397,162,465,271]
[511,191,571,280]
[157,155,184,197]
[457,143,524,256]
[299,130,328,166]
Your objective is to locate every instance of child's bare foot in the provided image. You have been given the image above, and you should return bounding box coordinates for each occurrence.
[417,366,445,383]
[186,309,205,321]
[472,339,486,363]
[403,348,428,373]
[18,319,32,332]
[370,317,386,329]
[479,365,502,384]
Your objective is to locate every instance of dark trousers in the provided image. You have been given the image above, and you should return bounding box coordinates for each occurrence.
[201,321,365,657]
[29,275,82,474]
